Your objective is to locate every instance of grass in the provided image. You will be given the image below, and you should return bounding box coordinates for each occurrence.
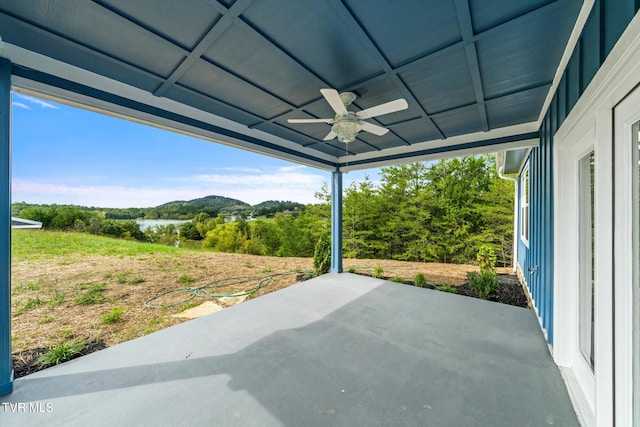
[75,284,107,305]
[436,285,457,293]
[177,274,195,285]
[372,266,384,279]
[14,297,43,315]
[102,307,125,324]
[389,277,404,283]
[35,341,86,367]
[11,229,185,262]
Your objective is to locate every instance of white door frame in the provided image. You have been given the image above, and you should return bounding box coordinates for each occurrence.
[613,85,640,427]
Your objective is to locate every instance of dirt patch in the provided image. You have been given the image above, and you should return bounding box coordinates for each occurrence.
[11,253,525,378]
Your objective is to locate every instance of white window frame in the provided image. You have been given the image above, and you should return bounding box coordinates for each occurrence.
[520,162,530,247]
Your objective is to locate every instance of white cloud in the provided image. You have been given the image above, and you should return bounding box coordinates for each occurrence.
[12,101,31,110]
[13,93,59,109]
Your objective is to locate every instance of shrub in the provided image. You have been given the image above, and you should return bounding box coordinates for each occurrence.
[35,341,86,367]
[477,245,497,274]
[372,266,384,279]
[414,273,428,288]
[467,271,499,299]
[313,232,331,275]
[348,266,356,273]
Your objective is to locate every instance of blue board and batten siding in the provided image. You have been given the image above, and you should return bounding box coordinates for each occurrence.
[517,0,640,346]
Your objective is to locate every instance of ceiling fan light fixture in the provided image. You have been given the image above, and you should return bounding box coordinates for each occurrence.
[332,115,361,143]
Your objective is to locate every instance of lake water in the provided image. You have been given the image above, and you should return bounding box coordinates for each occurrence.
[136,219,190,231]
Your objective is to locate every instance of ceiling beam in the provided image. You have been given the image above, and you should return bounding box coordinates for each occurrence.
[454,0,489,132]
[326,0,444,142]
[153,0,255,97]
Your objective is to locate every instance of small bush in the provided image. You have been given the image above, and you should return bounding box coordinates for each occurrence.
[102,307,125,324]
[348,266,356,273]
[414,273,427,288]
[477,245,497,274]
[35,341,85,367]
[372,266,384,279]
[390,277,404,283]
[467,271,499,299]
[313,232,331,275]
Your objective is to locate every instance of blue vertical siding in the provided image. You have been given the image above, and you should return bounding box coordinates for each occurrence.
[516,0,639,345]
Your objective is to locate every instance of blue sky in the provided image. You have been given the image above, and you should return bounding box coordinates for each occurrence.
[11,93,375,208]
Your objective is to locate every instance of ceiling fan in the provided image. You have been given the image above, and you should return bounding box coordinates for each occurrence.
[287,88,408,143]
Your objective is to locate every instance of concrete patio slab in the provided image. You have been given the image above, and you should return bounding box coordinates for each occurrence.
[1,273,578,426]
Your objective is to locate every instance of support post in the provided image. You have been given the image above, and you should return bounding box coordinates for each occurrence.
[330,169,343,273]
[0,58,12,396]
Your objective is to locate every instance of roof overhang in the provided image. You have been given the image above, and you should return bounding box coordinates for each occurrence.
[10,217,42,229]
[0,1,588,171]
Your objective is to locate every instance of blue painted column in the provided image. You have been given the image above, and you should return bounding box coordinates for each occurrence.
[330,169,343,273]
[0,58,12,396]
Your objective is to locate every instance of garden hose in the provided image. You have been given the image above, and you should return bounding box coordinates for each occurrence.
[144,271,312,309]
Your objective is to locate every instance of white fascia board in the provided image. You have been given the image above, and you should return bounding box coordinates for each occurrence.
[536,0,595,127]
[1,42,338,171]
[340,134,539,172]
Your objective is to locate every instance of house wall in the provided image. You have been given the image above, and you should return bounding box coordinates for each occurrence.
[515,2,640,425]
[516,0,640,347]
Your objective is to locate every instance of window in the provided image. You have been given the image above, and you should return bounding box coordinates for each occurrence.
[579,151,595,370]
[520,162,530,245]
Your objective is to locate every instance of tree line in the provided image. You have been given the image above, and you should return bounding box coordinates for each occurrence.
[14,155,515,267]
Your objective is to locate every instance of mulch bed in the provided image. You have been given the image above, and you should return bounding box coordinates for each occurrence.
[11,340,107,379]
[358,272,530,308]
[455,273,529,307]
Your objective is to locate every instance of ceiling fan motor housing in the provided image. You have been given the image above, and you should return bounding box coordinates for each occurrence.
[332,113,361,143]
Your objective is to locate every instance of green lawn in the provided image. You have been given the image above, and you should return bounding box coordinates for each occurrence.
[11,229,189,262]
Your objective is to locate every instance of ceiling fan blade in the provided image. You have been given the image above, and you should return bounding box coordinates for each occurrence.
[287,118,333,124]
[356,98,408,119]
[360,121,389,136]
[323,130,337,141]
[320,88,348,115]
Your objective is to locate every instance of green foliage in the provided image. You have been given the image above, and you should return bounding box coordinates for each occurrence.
[177,275,195,285]
[372,266,384,279]
[477,245,497,274]
[75,284,107,305]
[49,291,66,306]
[414,273,428,288]
[16,297,43,314]
[35,341,86,367]
[467,271,499,299]
[436,285,457,293]
[102,307,125,324]
[340,154,514,266]
[313,232,331,275]
[390,277,404,283]
[348,266,357,273]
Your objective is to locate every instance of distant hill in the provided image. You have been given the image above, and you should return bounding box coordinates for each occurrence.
[159,195,250,211]
[12,196,307,221]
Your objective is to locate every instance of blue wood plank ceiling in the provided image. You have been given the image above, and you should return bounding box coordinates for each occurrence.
[0,0,582,169]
